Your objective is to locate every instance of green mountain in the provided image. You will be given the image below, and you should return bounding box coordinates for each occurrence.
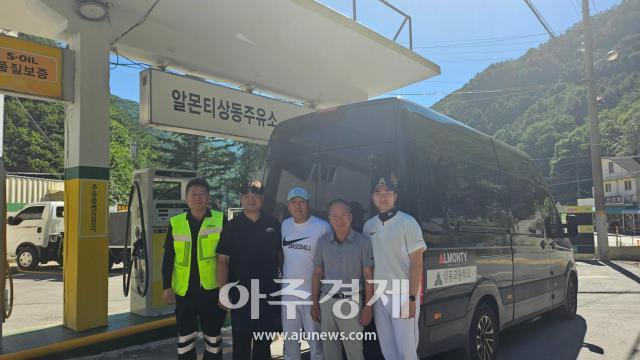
[432,0,640,204]
[3,94,259,208]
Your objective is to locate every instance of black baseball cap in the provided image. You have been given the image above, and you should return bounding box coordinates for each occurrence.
[240,180,264,195]
[372,176,396,192]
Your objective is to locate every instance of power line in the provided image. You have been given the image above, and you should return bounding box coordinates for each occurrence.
[523,0,558,39]
[414,39,544,50]
[438,57,519,63]
[419,48,532,55]
[406,33,547,45]
[111,0,161,46]
[532,154,591,161]
[391,85,548,96]
[548,178,593,186]
[423,79,468,84]
[569,0,583,17]
[112,52,150,70]
[12,97,64,158]
[110,62,145,69]
[454,88,545,102]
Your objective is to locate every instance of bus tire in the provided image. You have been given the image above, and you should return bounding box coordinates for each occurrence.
[558,273,578,320]
[467,302,499,360]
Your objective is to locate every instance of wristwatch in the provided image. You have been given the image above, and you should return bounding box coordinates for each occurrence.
[409,295,416,302]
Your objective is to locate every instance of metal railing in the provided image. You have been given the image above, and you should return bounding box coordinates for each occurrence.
[350,0,413,50]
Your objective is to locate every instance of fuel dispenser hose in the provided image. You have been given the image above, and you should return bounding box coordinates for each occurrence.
[122,181,149,298]
[3,259,13,320]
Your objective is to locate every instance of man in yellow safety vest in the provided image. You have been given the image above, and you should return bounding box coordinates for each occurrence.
[162,178,226,360]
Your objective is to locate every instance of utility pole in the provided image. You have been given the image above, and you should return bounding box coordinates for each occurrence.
[582,0,609,260]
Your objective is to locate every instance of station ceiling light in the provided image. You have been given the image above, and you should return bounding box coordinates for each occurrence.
[77,0,108,22]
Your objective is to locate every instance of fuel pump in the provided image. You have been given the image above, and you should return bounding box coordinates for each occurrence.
[122,168,200,316]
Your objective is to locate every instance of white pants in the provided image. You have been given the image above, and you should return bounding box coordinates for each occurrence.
[373,296,420,360]
[281,296,323,360]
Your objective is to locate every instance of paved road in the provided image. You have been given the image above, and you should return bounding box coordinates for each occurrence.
[70,260,640,360]
[3,262,128,335]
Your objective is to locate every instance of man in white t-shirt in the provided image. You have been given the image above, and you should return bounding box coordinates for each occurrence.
[363,177,426,360]
[281,187,332,360]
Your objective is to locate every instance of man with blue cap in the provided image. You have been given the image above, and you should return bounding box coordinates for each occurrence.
[281,187,331,360]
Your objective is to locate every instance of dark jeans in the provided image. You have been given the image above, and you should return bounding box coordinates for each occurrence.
[231,327,272,360]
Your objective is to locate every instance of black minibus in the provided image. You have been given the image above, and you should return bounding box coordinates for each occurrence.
[262,98,578,360]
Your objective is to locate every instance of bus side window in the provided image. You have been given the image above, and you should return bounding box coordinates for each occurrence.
[505,175,543,237]
[447,160,508,228]
[541,191,562,239]
[416,159,450,247]
[403,120,454,249]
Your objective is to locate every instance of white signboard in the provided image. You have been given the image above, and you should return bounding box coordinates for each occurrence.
[426,266,477,290]
[139,69,314,143]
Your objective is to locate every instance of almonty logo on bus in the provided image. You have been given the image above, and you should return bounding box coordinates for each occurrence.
[438,251,468,265]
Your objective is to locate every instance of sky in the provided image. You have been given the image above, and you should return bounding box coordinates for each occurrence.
[109,0,622,108]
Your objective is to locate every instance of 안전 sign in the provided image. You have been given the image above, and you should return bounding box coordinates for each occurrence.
[139,69,314,143]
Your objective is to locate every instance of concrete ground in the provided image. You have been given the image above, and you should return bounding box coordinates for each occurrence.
[3,262,128,335]
[64,260,640,360]
[2,233,637,336]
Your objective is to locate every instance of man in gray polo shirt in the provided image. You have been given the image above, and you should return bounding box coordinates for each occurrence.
[311,199,374,360]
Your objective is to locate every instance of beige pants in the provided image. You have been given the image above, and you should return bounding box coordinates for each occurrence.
[319,297,365,360]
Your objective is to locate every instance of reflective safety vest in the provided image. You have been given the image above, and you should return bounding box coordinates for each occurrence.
[169,210,223,296]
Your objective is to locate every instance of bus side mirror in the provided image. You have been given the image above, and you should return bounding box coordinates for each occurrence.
[7,216,14,226]
[564,214,578,238]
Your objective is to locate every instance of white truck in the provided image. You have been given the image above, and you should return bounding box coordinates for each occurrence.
[6,201,127,270]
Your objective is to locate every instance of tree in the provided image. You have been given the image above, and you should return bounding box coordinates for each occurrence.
[3,97,64,174]
[153,133,238,208]
[109,120,133,205]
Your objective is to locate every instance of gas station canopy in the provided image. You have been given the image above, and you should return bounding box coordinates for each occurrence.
[1,0,440,108]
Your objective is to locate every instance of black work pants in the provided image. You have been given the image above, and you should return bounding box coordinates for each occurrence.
[231,327,271,360]
[175,286,227,360]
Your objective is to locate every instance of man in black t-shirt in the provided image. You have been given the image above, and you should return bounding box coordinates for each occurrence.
[216,180,282,360]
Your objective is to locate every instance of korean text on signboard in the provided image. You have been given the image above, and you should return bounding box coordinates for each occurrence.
[140,69,314,143]
[79,180,108,238]
[0,35,64,100]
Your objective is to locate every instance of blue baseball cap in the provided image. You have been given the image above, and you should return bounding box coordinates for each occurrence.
[287,187,310,202]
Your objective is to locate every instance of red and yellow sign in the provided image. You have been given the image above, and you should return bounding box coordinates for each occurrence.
[0,35,63,99]
[565,205,594,214]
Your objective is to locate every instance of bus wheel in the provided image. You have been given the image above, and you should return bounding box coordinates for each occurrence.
[559,273,578,320]
[467,302,499,360]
